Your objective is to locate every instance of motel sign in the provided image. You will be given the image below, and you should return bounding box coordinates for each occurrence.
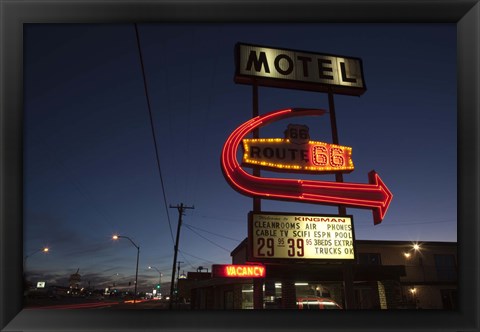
[235,43,366,96]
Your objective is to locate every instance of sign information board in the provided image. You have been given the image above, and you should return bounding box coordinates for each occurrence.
[249,212,355,261]
[235,43,366,96]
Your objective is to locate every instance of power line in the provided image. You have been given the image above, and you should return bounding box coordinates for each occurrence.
[184,224,231,252]
[178,251,195,270]
[133,23,174,244]
[198,214,245,224]
[178,250,217,265]
[183,223,242,242]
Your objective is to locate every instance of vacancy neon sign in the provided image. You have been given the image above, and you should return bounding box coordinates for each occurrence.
[212,264,266,278]
[221,108,393,224]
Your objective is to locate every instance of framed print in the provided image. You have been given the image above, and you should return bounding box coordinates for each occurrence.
[1,1,478,332]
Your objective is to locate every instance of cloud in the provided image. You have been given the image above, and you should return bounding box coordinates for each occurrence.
[24,212,85,249]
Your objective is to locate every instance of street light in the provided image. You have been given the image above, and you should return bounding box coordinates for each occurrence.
[111,273,120,287]
[148,266,163,287]
[24,247,49,272]
[113,235,140,304]
[23,247,49,296]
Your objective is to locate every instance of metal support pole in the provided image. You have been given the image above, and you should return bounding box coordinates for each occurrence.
[113,236,140,304]
[252,83,261,212]
[328,91,347,210]
[328,90,355,309]
[149,266,162,287]
[134,246,139,304]
[251,83,265,308]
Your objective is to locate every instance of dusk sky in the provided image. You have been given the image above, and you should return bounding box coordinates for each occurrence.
[23,23,456,292]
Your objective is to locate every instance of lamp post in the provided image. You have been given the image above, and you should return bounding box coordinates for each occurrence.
[24,247,49,272]
[111,273,120,288]
[113,235,140,304]
[23,247,49,293]
[148,266,162,288]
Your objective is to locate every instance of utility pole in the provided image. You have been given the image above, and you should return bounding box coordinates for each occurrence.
[177,261,183,283]
[176,261,184,302]
[169,203,194,310]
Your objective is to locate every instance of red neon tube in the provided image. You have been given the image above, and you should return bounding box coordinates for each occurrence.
[220,108,393,224]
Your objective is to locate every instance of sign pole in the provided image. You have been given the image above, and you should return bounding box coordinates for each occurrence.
[252,82,264,310]
[328,90,355,310]
[252,83,261,212]
[328,90,347,202]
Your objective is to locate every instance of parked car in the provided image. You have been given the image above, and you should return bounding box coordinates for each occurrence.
[297,297,343,310]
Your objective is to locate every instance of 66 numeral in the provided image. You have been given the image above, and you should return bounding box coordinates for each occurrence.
[257,238,274,257]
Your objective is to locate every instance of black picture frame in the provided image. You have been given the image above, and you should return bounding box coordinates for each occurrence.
[1,1,478,331]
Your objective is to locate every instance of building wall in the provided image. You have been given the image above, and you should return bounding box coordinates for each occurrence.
[184,240,458,310]
[231,243,248,265]
[356,242,457,282]
[355,241,457,309]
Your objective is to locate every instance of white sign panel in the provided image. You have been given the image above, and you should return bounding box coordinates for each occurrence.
[235,43,366,96]
[37,281,46,288]
[249,212,355,261]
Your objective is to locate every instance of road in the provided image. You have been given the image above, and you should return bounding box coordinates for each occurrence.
[25,298,180,310]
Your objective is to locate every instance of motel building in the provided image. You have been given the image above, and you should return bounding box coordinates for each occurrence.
[179,239,457,310]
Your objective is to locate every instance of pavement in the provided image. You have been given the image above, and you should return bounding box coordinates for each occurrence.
[24,297,187,310]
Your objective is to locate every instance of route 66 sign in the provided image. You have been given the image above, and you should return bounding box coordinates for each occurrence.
[284,124,310,145]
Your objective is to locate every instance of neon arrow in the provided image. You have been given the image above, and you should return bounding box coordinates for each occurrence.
[221,108,393,225]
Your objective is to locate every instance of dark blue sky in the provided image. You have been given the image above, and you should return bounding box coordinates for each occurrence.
[23,23,456,291]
